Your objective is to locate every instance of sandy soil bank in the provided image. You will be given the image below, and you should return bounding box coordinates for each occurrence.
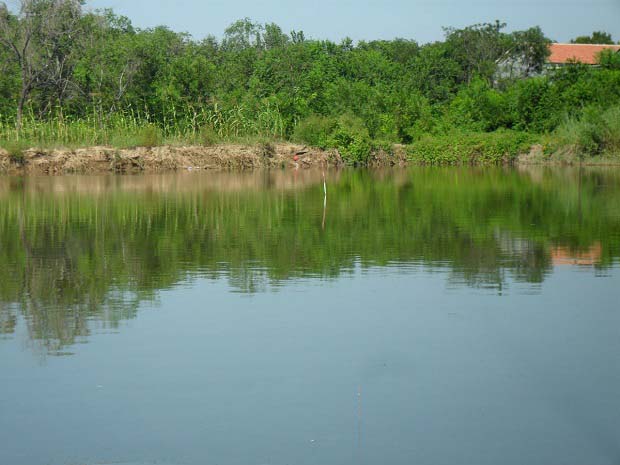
[0,143,348,175]
[0,143,616,174]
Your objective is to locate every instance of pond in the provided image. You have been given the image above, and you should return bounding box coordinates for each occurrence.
[1,167,619,465]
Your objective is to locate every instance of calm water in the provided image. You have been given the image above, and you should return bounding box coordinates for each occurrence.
[1,167,619,465]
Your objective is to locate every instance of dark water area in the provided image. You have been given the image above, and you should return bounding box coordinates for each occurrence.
[0,167,619,465]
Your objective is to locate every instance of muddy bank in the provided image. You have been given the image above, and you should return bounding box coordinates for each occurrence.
[1,143,617,174]
[0,143,345,175]
[517,144,620,166]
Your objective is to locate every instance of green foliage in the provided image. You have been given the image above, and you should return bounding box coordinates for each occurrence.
[292,115,337,147]
[602,106,620,152]
[0,7,619,162]
[198,125,219,146]
[407,130,534,165]
[508,27,551,77]
[508,77,560,132]
[134,124,162,148]
[328,115,373,164]
[294,114,373,164]
[571,31,614,45]
[448,78,511,131]
[1,139,30,164]
[555,105,620,157]
[598,49,620,70]
[444,21,510,84]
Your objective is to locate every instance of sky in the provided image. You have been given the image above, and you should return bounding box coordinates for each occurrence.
[86,0,620,44]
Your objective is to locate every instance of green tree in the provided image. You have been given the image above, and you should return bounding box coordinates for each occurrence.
[571,31,614,44]
[0,0,85,127]
[598,49,620,69]
[508,27,551,77]
[72,9,139,116]
[443,21,510,84]
[222,17,263,51]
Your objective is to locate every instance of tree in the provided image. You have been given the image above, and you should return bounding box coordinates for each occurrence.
[290,30,305,45]
[0,0,84,128]
[496,27,551,81]
[358,38,419,66]
[444,21,510,84]
[571,31,614,44]
[508,27,550,77]
[598,48,620,69]
[0,30,19,115]
[263,23,288,50]
[73,9,140,116]
[409,41,461,101]
[222,18,263,51]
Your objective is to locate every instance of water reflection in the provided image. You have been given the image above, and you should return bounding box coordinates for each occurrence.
[0,167,619,353]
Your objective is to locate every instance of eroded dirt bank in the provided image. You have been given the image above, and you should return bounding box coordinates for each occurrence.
[1,143,616,174]
[0,143,350,175]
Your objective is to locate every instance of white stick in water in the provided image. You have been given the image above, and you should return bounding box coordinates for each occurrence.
[323,171,327,197]
[322,171,327,230]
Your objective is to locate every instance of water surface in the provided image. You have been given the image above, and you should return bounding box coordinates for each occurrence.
[1,167,619,465]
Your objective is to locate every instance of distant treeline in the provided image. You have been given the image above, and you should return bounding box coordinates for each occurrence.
[1,1,620,161]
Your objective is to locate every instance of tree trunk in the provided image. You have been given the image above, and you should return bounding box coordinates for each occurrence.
[16,84,28,131]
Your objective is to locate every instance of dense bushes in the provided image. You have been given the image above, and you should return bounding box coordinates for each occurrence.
[0,6,619,163]
[407,131,534,165]
[293,114,374,164]
[555,105,620,157]
[292,115,336,148]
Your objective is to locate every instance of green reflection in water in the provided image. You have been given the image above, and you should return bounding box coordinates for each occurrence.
[0,167,619,353]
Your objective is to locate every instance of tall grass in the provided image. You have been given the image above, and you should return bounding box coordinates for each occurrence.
[554,105,620,157]
[0,102,286,150]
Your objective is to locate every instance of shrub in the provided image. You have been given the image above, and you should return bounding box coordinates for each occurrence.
[366,112,399,143]
[508,77,560,132]
[293,114,374,164]
[292,115,337,148]
[407,130,534,165]
[555,105,620,157]
[598,49,620,70]
[328,115,373,165]
[601,106,620,153]
[447,78,512,131]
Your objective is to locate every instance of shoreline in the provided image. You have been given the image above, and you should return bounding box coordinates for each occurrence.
[1,143,618,175]
[0,143,342,175]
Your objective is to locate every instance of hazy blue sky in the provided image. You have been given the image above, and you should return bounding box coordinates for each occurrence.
[87,0,620,44]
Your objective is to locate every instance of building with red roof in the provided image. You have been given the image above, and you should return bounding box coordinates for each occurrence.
[548,43,620,65]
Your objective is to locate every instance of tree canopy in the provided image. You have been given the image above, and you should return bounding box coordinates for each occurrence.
[571,31,615,45]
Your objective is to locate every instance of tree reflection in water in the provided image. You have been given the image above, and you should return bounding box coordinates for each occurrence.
[0,166,618,353]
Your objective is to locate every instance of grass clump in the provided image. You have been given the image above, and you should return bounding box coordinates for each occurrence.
[134,124,162,148]
[1,140,31,165]
[198,125,219,146]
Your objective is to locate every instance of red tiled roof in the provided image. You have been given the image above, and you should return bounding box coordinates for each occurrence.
[548,43,620,65]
